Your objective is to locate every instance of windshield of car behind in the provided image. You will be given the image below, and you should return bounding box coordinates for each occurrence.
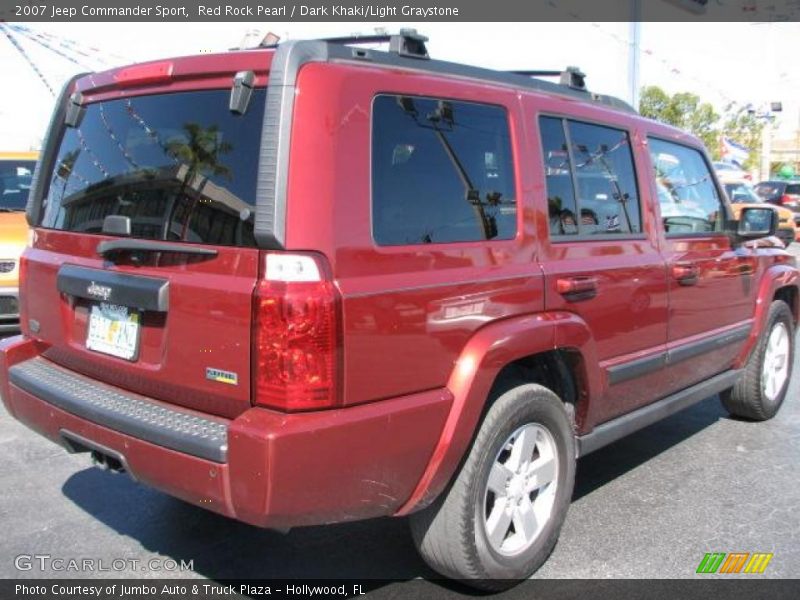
[724,183,759,204]
[0,160,36,211]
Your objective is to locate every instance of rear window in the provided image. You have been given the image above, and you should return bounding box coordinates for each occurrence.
[0,159,36,211]
[371,94,517,246]
[755,183,783,199]
[724,183,759,204]
[786,184,800,195]
[40,89,266,247]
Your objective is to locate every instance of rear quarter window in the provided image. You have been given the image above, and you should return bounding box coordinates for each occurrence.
[371,94,517,246]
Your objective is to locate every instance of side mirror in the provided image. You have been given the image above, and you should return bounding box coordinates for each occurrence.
[735,206,778,241]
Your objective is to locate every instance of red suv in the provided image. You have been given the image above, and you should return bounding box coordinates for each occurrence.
[0,32,797,586]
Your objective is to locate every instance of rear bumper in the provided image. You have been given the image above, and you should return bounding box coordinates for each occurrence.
[0,336,452,529]
[0,287,20,333]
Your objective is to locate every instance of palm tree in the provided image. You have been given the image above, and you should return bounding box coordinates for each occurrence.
[165,123,233,240]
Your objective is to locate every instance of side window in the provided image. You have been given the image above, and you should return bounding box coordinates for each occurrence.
[568,121,642,234]
[540,117,578,236]
[540,117,641,238]
[648,138,724,234]
[372,95,517,246]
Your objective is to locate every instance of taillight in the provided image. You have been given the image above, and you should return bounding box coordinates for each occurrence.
[780,194,792,205]
[18,252,28,335]
[18,254,27,284]
[252,253,340,412]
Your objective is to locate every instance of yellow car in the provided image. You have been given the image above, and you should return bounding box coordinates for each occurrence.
[722,180,796,248]
[0,151,37,333]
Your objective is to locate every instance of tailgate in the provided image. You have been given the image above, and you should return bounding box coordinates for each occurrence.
[23,232,257,418]
[20,78,267,419]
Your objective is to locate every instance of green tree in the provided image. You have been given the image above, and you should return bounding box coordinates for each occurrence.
[720,106,766,171]
[639,85,721,156]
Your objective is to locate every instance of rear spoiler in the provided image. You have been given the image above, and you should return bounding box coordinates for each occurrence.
[26,72,88,227]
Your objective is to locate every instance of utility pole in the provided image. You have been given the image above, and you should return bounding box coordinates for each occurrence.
[761,125,772,180]
[628,1,641,110]
[754,103,781,180]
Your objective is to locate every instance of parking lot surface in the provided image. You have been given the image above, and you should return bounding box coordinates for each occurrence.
[1,245,798,588]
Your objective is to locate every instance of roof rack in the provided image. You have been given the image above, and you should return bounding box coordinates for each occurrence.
[508,67,587,92]
[258,31,632,112]
[260,29,430,60]
[323,32,629,111]
[323,29,430,59]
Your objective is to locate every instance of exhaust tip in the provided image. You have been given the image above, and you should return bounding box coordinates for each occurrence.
[60,429,136,480]
[90,450,126,473]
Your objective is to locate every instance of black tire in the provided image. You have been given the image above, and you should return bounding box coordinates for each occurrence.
[721,300,795,421]
[409,384,576,589]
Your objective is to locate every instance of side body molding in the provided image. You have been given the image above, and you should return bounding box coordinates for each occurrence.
[396,311,600,515]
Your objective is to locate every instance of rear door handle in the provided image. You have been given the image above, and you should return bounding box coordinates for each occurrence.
[556,276,598,302]
[672,262,699,286]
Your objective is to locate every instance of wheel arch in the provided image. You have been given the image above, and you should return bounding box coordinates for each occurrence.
[735,264,799,368]
[396,311,600,516]
[774,284,798,324]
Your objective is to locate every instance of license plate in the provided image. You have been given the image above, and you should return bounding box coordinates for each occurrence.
[86,303,141,361]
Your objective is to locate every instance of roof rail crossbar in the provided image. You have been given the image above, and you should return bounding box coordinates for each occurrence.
[322,34,392,45]
[508,66,587,92]
[508,70,562,78]
[321,28,429,59]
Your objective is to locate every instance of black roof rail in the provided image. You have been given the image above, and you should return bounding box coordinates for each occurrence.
[508,67,587,92]
[256,31,631,113]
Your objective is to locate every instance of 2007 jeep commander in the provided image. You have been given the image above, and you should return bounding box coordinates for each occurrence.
[0,31,796,586]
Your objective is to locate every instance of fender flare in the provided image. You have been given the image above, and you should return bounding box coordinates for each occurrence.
[395,311,600,515]
[734,264,799,368]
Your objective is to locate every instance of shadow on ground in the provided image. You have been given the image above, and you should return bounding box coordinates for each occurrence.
[59,395,729,589]
[573,394,728,501]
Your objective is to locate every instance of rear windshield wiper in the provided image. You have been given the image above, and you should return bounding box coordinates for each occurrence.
[97,239,218,258]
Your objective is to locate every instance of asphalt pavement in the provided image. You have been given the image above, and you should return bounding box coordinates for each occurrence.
[1,246,799,590]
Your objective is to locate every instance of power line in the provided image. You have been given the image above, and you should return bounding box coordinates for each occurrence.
[0,23,55,97]
[7,24,95,70]
[8,24,131,66]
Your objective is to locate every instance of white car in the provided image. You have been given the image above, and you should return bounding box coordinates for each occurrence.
[713,161,752,182]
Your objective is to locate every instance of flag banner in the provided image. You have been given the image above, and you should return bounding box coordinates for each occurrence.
[720,137,751,167]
